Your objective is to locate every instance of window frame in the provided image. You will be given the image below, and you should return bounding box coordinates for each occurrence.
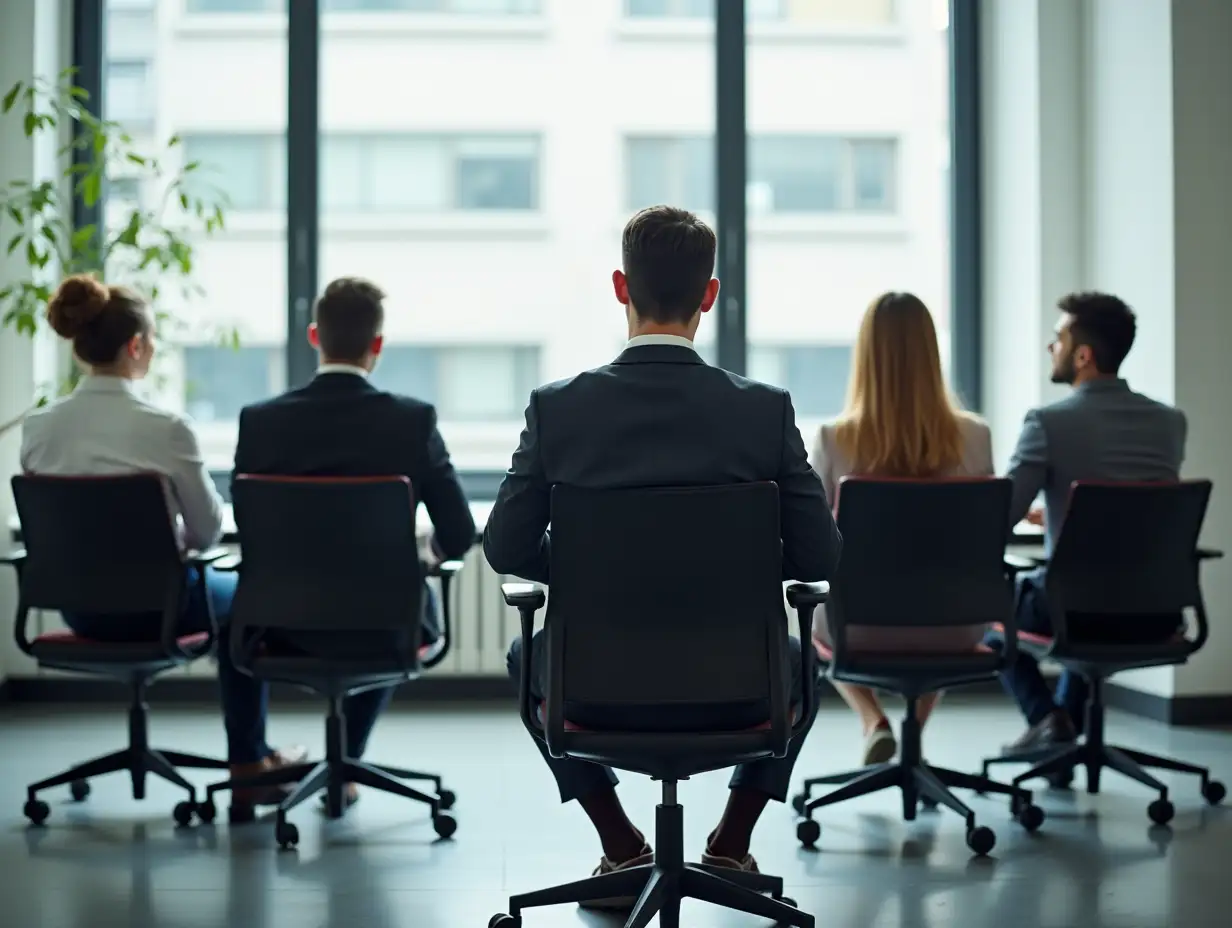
[80,0,982,498]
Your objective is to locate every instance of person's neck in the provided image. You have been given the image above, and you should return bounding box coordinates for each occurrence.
[628,323,694,341]
[319,357,371,372]
[1073,370,1118,388]
[86,366,135,381]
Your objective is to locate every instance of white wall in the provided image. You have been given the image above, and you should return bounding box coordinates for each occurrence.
[983,0,1232,701]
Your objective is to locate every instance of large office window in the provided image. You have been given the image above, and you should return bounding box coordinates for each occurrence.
[87,0,976,484]
[745,0,951,441]
[103,0,289,471]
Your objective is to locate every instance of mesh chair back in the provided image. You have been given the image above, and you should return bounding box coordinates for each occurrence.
[230,476,424,643]
[545,482,787,721]
[1048,480,1210,625]
[828,478,1014,651]
[11,474,183,615]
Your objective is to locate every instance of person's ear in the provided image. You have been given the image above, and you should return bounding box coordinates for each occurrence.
[699,278,720,314]
[127,334,144,360]
[370,334,384,357]
[612,269,630,306]
[307,322,320,349]
[1073,343,1093,369]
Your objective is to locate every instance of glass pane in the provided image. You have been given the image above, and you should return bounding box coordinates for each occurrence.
[626,137,713,213]
[320,5,707,468]
[747,0,951,445]
[105,0,289,470]
[321,137,364,211]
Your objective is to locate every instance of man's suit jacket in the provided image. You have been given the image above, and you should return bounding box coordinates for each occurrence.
[1006,377,1187,555]
[233,372,476,638]
[483,342,843,587]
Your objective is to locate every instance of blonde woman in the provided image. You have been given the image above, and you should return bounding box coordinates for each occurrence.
[812,292,993,766]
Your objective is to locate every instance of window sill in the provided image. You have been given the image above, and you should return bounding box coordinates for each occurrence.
[322,212,550,240]
[614,20,907,46]
[617,213,907,241]
[175,12,548,40]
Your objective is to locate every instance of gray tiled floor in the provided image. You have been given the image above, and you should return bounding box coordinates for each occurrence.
[1,696,1229,927]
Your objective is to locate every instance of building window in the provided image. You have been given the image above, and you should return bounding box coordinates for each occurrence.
[624,0,896,24]
[106,176,142,207]
[750,346,852,419]
[626,137,713,213]
[186,0,282,11]
[322,135,539,212]
[323,0,539,11]
[627,135,897,214]
[106,61,155,126]
[181,134,285,211]
[184,346,283,424]
[372,346,540,421]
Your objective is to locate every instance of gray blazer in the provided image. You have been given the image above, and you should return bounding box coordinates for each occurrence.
[809,413,994,648]
[1006,378,1186,555]
[20,376,225,551]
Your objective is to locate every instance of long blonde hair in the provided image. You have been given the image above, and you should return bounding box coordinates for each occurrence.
[832,292,966,477]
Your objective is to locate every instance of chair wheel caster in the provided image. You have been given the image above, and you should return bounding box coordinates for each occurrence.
[1148,799,1174,825]
[438,788,456,811]
[966,825,996,856]
[23,799,50,826]
[70,779,90,802]
[196,800,217,824]
[276,820,300,850]
[173,801,196,828]
[1047,769,1074,790]
[489,914,521,928]
[1016,803,1045,832]
[791,793,808,816]
[433,812,458,840]
[796,818,821,849]
[1202,780,1226,806]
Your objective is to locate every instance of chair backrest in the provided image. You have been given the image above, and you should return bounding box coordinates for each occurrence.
[11,474,183,615]
[828,477,1014,647]
[545,482,787,716]
[230,476,424,640]
[1048,480,1211,621]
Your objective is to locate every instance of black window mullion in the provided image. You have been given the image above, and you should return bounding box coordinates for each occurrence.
[714,0,747,375]
[73,0,105,265]
[950,0,982,410]
[286,0,319,389]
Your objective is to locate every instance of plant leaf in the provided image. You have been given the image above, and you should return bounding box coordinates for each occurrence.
[2,82,21,113]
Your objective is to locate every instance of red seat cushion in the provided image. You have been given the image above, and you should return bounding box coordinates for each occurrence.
[812,637,994,662]
[990,623,1053,647]
[33,631,210,650]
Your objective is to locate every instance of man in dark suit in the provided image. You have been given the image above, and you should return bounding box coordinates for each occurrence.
[999,292,1187,754]
[484,206,842,899]
[233,278,476,801]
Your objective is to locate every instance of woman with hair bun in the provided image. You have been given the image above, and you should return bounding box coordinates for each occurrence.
[20,274,304,816]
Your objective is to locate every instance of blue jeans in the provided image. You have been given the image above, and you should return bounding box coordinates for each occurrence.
[506,631,819,804]
[62,566,272,765]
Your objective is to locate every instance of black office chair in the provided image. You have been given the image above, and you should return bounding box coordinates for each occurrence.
[982,480,1226,824]
[791,478,1044,857]
[489,483,825,928]
[197,475,462,849]
[1,474,229,827]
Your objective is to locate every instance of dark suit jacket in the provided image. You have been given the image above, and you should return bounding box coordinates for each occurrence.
[233,372,476,640]
[483,343,842,587]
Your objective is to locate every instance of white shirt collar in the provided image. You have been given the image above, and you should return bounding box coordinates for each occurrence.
[624,334,697,351]
[76,374,136,394]
[315,363,370,379]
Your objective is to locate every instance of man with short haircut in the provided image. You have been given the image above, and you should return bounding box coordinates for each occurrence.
[233,277,476,805]
[999,292,1187,753]
[484,206,842,903]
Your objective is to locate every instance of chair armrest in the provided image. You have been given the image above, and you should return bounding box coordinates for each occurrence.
[1,547,26,567]
[503,582,547,610]
[186,546,229,567]
[1199,547,1224,561]
[1003,553,1038,575]
[425,559,465,578]
[212,554,243,572]
[785,582,828,609]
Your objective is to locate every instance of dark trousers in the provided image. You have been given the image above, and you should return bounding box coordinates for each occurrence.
[996,569,1181,732]
[506,631,819,804]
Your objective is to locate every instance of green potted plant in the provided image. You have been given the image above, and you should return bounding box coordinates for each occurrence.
[0,67,232,439]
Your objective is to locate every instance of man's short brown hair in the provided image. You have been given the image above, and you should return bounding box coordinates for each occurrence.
[314,277,385,363]
[621,206,717,325]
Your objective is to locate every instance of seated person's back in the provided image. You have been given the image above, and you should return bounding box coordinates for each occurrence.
[483,206,840,884]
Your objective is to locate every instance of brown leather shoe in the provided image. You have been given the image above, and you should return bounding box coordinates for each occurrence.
[227,745,309,822]
[1001,710,1077,755]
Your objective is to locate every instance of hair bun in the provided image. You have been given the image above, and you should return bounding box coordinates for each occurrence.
[47,274,110,340]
